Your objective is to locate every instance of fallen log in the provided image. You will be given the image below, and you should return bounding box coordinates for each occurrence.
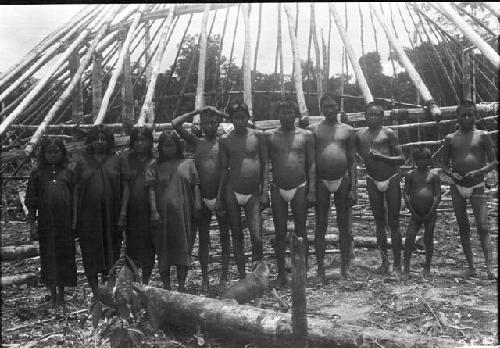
[1,273,38,287]
[1,244,39,261]
[139,286,458,347]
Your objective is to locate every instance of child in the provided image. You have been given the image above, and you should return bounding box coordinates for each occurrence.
[26,137,77,306]
[220,102,269,279]
[403,147,441,278]
[172,106,231,290]
[146,130,202,291]
[356,102,405,275]
[441,100,497,279]
[126,127,155,284]
[265,99,316,287]
[74,125,129,297]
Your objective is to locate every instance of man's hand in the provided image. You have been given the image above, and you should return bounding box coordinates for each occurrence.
[306,190,316,207]
[463,169,481,180]
[29,222,39,241]
[369,149,383,160]
[150,210,160,226]
[192,206,202,221]
[215,197,225,216]
[449,172,463,182]
[298,115,309,129]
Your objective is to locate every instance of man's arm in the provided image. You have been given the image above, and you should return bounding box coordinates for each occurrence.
[258,130,270,205]
[422,172,441,221]
[440,135,463,181]
[305,131,316,203]
[469,132,498,177]
[371,130,405,165]
[172,110,201,145]
[216,136,229,210]
[403,174,418,218]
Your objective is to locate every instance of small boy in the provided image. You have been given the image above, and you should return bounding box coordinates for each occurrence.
[403,147,441,278]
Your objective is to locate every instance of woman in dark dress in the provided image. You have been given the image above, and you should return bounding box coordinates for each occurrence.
[26,137,77,306]
[126,127,155,284]
[74,125,129,296]
[146,130,202,291]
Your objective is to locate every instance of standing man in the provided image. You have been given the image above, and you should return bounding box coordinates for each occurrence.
[172,106,231,290]
[220,102,269,279]
[311,94,357,283]
[441,100,497,280]
[356,102,405,275]
[266,100,316,287]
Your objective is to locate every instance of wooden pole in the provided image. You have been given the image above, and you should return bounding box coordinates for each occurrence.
[0,31,91,135]
[434,2,500,69]
[24,7,118,155]
[69,51,84,124]
[481,2,500,19]
[369,4,441,119]
[462,51,472,101]
[291,236,308,348]
[92,53,103,121]
[144,21,152,80]
[137,5,176,126]
[310,4,323,111]
[194,4,211,114]
[329,4,373,105]
[283,4,308,117]
[278,4,285,99]
[252,3,263,94]
[242,3,253,120]
[121,43,134,126]
[0,5,96,89]
[95,5,145,125]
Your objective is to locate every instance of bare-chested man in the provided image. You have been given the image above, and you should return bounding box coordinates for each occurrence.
[266,100,316,287]
[311,94,356,283]
[441,100,497,280]
[220,102,269,279]
[356,102,405,275]
[172,106,231,290]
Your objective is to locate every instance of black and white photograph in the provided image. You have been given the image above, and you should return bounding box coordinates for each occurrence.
[0,2,498,347]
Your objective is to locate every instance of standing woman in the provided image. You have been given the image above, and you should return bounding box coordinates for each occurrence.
[26,137,77,306]
[74,125,129,296]
[146,130,202,291]
[126,127,155,284]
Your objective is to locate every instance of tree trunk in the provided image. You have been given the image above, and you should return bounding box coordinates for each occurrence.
[1,245,39,261]
[138,286,458,348]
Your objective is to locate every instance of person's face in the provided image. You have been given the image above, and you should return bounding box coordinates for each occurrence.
[231,111,248,132]
[44,144,63,165]
[161,136,178,160]
[414,156,431,169]
[365,107,384,128]
[278,106,296,129]
[322,98,339,121]
[457,106,476,131]
[92,133,108,154]
[132,134,151,154]
[200,112,220,138]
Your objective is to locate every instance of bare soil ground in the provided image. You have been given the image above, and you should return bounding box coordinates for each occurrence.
[1,184,498,347]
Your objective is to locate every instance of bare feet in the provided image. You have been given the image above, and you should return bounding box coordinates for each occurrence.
[275,275,289,289]
[465,267,477,278]
[178,285,187,293]
[201,281,209,293]
[486,270,497,280]
[317,266,326,285]
[392,264,402,276]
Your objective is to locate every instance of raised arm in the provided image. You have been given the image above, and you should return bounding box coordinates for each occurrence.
[305,131,316,204]
[172,110,202,145]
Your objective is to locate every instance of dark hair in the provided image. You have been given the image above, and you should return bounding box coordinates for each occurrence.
[412,147,432,160]
[456,100,477,116]
[37,137,67,167]
[227,102,250,119]
[320,93,338,108]
[365,101,385,115]
[85,125,114,154]
[130,127,154,158]
[276,99,300,118]
[158,130,184,162]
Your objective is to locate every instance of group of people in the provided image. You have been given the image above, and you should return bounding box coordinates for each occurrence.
[25,96,497,306]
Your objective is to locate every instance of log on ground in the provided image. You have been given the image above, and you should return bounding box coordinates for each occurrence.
[1,244,39,261]
[1,273,38,286]
[140,286,457,348]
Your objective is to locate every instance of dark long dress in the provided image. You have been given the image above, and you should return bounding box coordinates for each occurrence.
[26,165,77,287]
[126,152,155,269]
[75,153,128,277]
[145,158,199,272]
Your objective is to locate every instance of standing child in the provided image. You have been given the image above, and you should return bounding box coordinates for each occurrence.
[26,137,77,306]
[441,100,497,279]
[146,131,202,291]
[403,147,441,278]
[74,125,129,297]
[126,127,155,284]
[172,106,231,291]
